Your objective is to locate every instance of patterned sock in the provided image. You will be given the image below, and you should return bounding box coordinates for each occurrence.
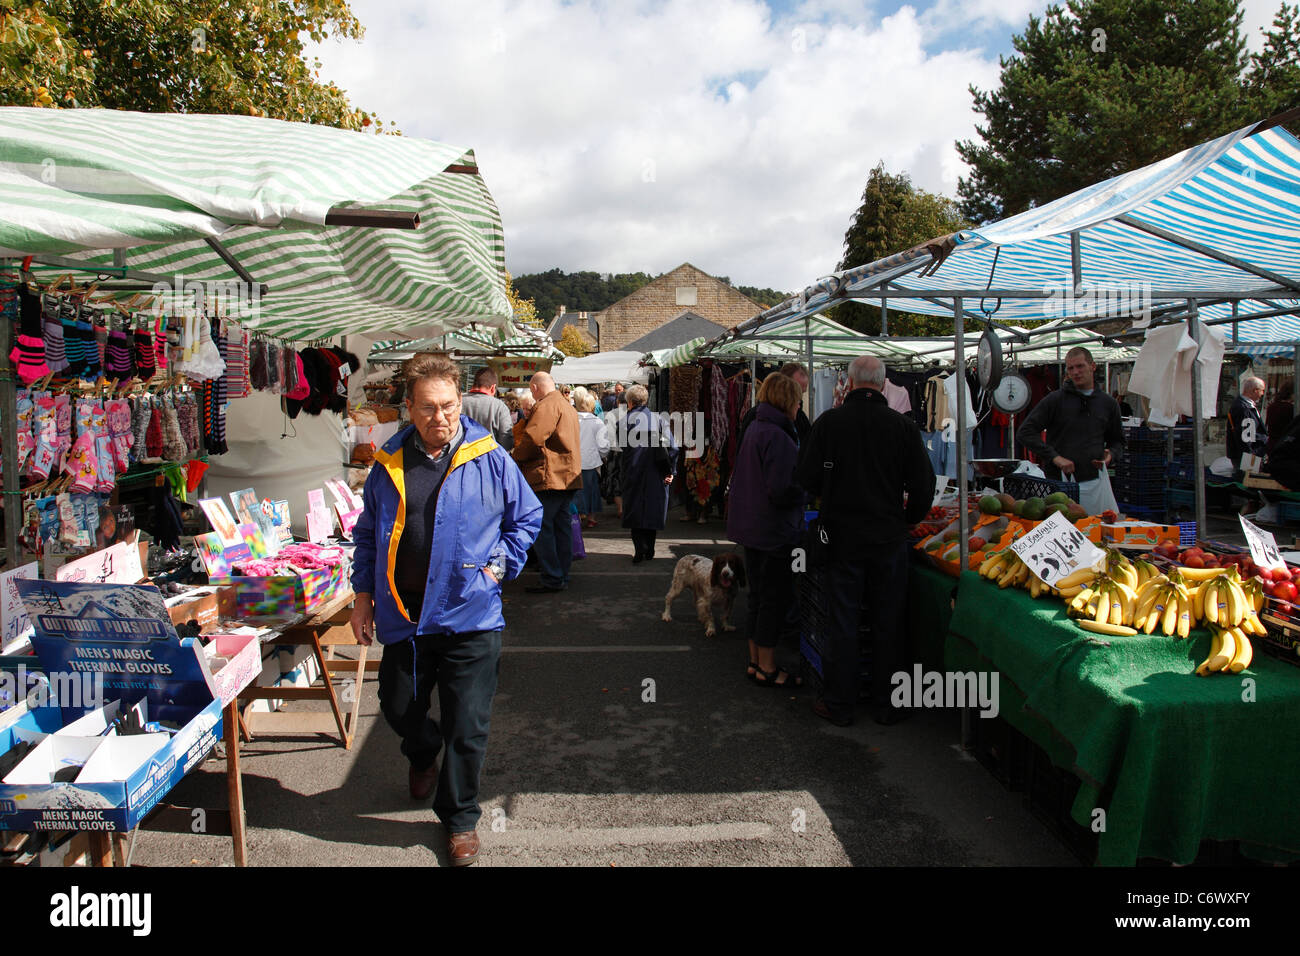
[42,295,68,374]
[134,328,156,378]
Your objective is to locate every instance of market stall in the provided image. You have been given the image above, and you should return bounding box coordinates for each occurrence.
[0,107,515,865]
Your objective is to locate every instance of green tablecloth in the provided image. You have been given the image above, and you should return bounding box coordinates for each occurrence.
[944,569,1300,865]
[907,559,955,673]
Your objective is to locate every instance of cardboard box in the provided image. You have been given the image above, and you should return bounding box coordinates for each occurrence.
[212,562,346,618]
[0,581,259,832]
[1099,521,1197,550]
[164,586,234,634]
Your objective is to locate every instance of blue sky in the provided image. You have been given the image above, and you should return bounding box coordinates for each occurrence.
[311,0,1283,294]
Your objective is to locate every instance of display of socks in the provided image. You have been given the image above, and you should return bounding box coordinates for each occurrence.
[249,337,268,390]
[94,321,109,371]
[177,394,200,456]
[155,317,169,371]
[226,322,250,398]
[59,299,82,377]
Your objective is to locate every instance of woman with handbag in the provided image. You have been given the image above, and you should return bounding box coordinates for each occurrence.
[726,373,805,688]
[620,385,677,563]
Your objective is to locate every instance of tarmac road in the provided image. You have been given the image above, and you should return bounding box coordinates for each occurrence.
[131,508,1076,867]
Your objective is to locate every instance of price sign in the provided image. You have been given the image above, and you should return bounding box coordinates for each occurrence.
[1239,515,1286,571]
[55,541,144,585]
[0,562,38,653]
[931,476,950,506]
[1010,510,1106,586]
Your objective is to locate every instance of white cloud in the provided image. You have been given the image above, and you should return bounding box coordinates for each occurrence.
[310,0,1004,292]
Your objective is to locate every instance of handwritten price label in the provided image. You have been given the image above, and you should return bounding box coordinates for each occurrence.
[1010,510,1106,586]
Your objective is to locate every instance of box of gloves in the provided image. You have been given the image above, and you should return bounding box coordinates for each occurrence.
[210,542,351,618]
[0,581,258,832]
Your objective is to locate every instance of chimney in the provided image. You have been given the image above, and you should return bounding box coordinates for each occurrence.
[558,305,567,316]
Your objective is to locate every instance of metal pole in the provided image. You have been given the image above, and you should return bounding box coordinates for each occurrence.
[805,330,814,418]
[0,297,18,569]
[749,357,756,406]
[955,297,969,572]
[1188,301,1207,535]
[1232,300,1239,346]
[1294,347,1299,421]
[881,298,889,336]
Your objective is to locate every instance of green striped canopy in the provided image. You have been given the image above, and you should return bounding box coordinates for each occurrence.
[0,108,510,341]
[368,325,564,364]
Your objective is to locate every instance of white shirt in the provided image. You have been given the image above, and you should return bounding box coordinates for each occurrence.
[578,411,610,469]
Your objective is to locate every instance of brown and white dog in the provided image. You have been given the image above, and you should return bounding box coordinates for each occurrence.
[662,552,746,637]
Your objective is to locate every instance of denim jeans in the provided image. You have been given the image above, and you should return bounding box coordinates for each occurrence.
[534,489,575,588]
[378,629,502,833]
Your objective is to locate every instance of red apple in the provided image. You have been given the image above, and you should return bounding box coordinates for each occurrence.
[1258,566,1275,582]
[1184,554,1205,569]
[1275,581,1298,603]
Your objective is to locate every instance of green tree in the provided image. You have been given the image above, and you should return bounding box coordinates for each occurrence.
[835,163,969,335]
[956,0,1300,223]
[555,324,592,357]
[0,0,386,131]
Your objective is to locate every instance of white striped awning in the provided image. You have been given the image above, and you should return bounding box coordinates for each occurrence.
[0,108,511,341]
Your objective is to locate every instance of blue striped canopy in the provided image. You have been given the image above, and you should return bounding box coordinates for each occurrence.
[722,116,1300,352]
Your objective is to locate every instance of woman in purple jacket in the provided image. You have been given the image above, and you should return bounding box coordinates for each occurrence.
[726,373,806,688]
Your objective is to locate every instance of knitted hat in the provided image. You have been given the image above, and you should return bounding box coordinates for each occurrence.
[323,347,362,415]
[285,350,311,401]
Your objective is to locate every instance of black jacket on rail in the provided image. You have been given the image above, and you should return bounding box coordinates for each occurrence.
[796,387,935,551]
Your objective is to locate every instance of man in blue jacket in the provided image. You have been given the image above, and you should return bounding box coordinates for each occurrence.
[351,354,542,866]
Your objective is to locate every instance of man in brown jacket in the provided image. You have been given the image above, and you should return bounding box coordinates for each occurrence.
[512,371,582,593]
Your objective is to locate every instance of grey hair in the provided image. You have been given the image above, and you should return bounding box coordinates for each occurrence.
[626,384,649,407]
[848,355,886,389]
[1242,374,1265,392]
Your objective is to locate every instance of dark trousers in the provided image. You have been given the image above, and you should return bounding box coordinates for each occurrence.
[822,540,910,720]
[378,629,502,833]
[534,489,575,588]
[630,528,657,558]
[743,545,797,649]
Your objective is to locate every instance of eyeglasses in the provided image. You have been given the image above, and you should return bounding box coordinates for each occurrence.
[414,401,460,421]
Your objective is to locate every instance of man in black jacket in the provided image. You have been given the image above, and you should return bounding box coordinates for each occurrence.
[1016,347,1124,483]
[797,355,935,726]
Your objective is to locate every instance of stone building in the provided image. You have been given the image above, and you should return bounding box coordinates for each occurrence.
[592,263,764,352]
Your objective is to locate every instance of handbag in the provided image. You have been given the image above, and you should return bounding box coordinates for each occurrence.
[570,510,587,559]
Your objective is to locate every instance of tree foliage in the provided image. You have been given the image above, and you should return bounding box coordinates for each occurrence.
[0,0,386,131]
[555,324,592,357]
[956,0,1300,223]
[512,269,655,322]
[504,271,540,329]
[835,163,970,336]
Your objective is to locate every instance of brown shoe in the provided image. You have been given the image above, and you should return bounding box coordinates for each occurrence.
[448,829,480,867]
[409,763,437,801]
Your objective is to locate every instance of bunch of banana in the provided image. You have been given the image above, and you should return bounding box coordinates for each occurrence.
[1132,557,1160,587]
[1067,575,1139,633]
[1027,574,1061,600]
[1196,624,1254,675]
[1132,573,1192,637]
[979,549,1011,582]
[1105,550,1139,590]
[1200,568,1251,629]
[1054,565,1104,599]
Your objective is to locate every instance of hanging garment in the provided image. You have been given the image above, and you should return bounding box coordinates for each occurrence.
[105,399,133,472]
[134,324,157,379]
[882,378,912,415]
[131,396,152,462]
[225,322,251,398]
[1128,324,1198,427]
[8,287,50,384]
[161,398,187,462]
[710,366,728,454]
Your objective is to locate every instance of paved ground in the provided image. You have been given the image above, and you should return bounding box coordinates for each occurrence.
[132,506,1078,867]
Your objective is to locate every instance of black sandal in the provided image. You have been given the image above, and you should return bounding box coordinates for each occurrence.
[753,666,803,690]
[746,660,760,682]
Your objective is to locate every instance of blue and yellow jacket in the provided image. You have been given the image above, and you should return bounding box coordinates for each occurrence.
[351,417,542,643]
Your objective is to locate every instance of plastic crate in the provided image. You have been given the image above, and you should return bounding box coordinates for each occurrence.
[1003,473,1081,503]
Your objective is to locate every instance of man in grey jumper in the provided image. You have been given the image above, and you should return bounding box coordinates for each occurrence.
[460,367,514,450]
